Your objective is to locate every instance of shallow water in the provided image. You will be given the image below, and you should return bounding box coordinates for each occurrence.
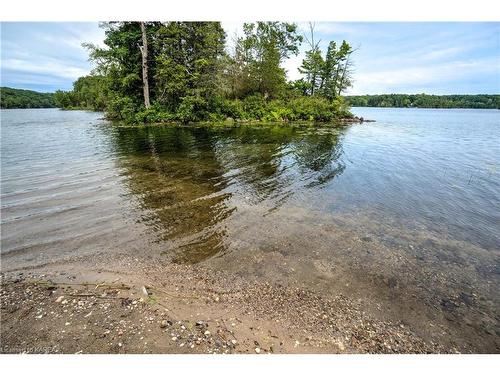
[1,108,499,351]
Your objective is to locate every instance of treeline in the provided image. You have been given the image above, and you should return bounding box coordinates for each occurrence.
[0,87,55,109]
[55,22,354,123]
[345,94,500,109]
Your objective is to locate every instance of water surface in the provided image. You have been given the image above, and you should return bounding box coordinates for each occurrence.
[1,108,499,351]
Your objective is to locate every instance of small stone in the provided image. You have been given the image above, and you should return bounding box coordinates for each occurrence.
[172,337,178,341]
[160,320,169,328]
[55,296,65,303]
[204,330,211,336]
[65,322,71,326]
[231,339,237,345]
[255,347,261,354]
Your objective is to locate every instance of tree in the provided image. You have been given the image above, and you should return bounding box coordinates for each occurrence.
[153,22,226,117]
[320,40,354,99]
[299,23,324,96]
[233,22,303,99]
[139,22,151,108]
[336,41,354,96]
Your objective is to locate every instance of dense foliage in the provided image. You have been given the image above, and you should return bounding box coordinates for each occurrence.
[55,22,354,123]
[0,87,55,109]
[345,94,500,109]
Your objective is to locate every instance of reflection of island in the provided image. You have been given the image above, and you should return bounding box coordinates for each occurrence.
[108,124,347,263]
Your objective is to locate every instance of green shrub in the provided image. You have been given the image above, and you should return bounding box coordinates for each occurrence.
[176,96,210,123]
[242,94,267,120]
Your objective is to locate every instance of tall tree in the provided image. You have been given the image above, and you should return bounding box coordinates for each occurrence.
[139,22,151,108]
[153,22,226,119]
[299,23,324,96]
[235,22,303,99]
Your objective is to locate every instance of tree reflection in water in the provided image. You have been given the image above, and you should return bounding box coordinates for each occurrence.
[109,124,347,263]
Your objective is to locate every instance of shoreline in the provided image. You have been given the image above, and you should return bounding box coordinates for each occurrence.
[1,253,450,354]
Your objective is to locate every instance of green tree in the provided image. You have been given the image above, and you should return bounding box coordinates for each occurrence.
[235,22,303,99]
[153,22,226,117]
[299,23,324,96]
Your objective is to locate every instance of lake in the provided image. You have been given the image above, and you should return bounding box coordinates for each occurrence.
[1,107,499,351]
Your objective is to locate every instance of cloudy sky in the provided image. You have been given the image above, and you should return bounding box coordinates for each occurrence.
[1,22,499,94]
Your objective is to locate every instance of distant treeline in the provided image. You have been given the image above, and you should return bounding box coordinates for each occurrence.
[0,87,56,109]
[345,94,500,109]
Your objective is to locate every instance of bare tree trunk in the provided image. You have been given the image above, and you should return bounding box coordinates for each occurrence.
[139,22,151,108]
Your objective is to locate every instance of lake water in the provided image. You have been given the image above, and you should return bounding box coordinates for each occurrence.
[1,108,499,351]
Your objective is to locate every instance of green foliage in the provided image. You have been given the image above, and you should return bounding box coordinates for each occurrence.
[345,94,500,109]
[0,87,55,108]
[54,75,107,110]
[57,21,355,124]
[299,37,354,99]
[225,22,303,99]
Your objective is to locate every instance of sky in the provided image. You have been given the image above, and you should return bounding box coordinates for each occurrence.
[1,22,499,94]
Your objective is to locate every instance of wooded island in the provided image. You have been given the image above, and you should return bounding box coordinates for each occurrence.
[53,22,355,123]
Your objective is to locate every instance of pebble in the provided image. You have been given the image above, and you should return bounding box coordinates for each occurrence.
[160,320,169,328]
[255,347,261,354]
[204,330,211,336]
[55,296,65,303]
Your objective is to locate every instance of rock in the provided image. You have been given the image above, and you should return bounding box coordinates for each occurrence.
[204,330,211,336]
[55,296,65,303]
[160,320,169,328]
[255,347,261,354]
[231,339,237,345]
[141,286,148,296]
[172,337,178,341]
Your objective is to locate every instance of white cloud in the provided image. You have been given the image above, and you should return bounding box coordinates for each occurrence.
[348,57,500,94]
[2,58,89,80]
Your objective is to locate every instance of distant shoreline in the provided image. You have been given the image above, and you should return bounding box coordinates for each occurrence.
[345,94,499,109]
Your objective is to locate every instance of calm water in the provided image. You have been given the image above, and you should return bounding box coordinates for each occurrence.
[1,108,499,350]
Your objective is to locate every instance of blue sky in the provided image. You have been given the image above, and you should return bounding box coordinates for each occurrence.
[1,22,499,94]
